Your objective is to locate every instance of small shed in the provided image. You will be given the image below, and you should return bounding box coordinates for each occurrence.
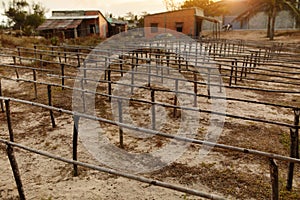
[37,10,109,39]
[144,8,220,38]
[107,18,128,36]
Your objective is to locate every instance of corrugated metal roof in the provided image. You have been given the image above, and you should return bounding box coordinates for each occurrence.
[37,19,82,31]
[49,15,99,20]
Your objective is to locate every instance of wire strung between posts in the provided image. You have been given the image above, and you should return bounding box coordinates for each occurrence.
[0,138,225,200]
[0,96,300,163]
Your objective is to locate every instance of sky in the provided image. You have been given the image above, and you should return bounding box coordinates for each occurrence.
[1,0,185,22]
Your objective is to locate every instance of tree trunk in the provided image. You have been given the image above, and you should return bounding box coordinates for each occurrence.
[267,14,271,38]
[269,6,277,40]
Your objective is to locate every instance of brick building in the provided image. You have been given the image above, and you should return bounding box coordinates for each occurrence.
[37,10,109,39]
[144,8,220,38]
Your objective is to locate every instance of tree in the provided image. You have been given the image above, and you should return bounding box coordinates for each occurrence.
[124,11,136,22]
[3,0,46,35]
[181,0,228,16]
[234,0,300,40]
[181,0,210,9]
[163,0,181,11]
[137,11,149,27]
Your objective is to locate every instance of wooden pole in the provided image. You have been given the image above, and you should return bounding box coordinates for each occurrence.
[80,78,86,113]
[234,59,238,85]
[108,67,112,101]
[32,69,37,99]
[39,54,43,68]
[119,55,124,77]
[73,115,80,176]
[151,90,156,130]
[218,64,222,93]
[287,128,297,191]
[147,59,151,87]
[0,79,4,112]
[287,127,298,191]
[13,56,19,80]
[58,52,61,64]
[77,50,81,68]
[6,144,26,200]
[207,68,211,99]
[47,85,56,128]
[193,73,197,107]
[17,47,22,65]
[173,80,178,118]
[64,48,67,63]
[61,64,65,90]
[229,62,234,86]
[5,100,14,142]
[269,158,279,200]
[34,45,37,60]
[118,100,124,149]
[294,109,299,159]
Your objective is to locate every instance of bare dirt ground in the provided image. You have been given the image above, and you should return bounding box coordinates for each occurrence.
[0,30,300,200]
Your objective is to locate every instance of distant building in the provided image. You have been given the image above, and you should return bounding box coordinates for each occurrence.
[37,10,109,39]
[214,0,299,30]
[107,18,128,36]
[144,8,220,38]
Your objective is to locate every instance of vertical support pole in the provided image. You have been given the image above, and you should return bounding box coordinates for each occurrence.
[229,62,234,87]
[77,50,81,68]
[286,109,299,191]
[294,109,299,159]
[5,100,14,142]
[269,159,279,200]
[5,100,26,199]
[83,62,87,84]
[34,45,37,60]
[61,64,65,90]
[32,69,37,99]
[17,47,22,65]
[108,67,112,101]
[147,59,151,87]
[234,59,238,85]
[193,73,197,107]
[58,52,61,64]
[64,48,67,63]
[166,51,170,75]
[12,56,19,81]
[6,143,26,200]
[39,54,43,67]
[151,89,156,130]
[0,79,4,112]
[80,78,86,113]
[47,85,56,128]
[118,100,124,149]
[218,64,222,93]
[131,65,134,95]
[178,57,182,73]
[73,115,80,176]
[119,55,124,77]
[250,52,254,71]
[287,128,298,191]
[244,55,249,78]
[240,56,246,81]
[207,68,211,99]
[173,79,178,117]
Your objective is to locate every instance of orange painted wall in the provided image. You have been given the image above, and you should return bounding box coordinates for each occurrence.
[144,9,197,38]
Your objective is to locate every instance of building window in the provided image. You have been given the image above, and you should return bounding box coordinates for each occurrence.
[90,24,96,34]
[176,22,183,32]
[151,23,158,33]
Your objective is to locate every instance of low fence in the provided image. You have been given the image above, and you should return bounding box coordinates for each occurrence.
[0,38,299,199]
